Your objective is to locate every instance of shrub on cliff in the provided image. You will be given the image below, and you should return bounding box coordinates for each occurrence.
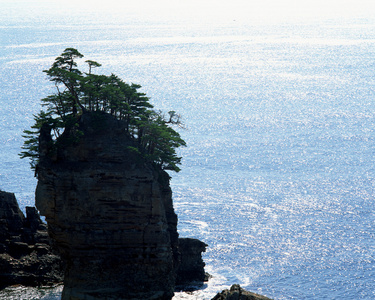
[20,48,186,173]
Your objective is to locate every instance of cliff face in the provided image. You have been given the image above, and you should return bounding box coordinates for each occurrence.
[36,112,179,299]
[0,190,63,287]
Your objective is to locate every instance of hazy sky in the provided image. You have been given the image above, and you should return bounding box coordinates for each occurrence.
[2,0,375,28]
[63,0,375,23]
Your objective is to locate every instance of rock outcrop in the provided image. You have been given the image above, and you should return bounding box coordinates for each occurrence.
[176,238,208,286]
[36,112,180,299]
[0,190,63,288]
[211,284,273,300]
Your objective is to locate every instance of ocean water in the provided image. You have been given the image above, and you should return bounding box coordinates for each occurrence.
[1,0,375,299]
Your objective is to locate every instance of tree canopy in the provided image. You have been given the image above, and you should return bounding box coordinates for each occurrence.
[20,48,186,173]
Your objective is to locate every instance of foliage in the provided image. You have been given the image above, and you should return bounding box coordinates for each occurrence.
[20,48,186,173]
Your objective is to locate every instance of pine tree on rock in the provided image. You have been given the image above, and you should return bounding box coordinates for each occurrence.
[20,48,186,173]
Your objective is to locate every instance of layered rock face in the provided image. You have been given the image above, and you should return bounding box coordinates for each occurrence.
[0,190,63,288]
[36,112,179,299]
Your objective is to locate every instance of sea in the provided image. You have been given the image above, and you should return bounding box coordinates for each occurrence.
[1,0,375,299]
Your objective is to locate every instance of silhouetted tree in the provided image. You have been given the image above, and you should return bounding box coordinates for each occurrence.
[20,48,186,173]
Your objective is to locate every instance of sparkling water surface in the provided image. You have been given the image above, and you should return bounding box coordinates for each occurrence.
[1,1,375,299]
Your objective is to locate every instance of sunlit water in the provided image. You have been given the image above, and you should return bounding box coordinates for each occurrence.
[1,1,375,299]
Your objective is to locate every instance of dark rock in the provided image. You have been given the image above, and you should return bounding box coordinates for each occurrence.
[0,190,24,236]
[36,112,179,299]
[176,238,208,286]
[211,284,273,300]
[0,190,63,289]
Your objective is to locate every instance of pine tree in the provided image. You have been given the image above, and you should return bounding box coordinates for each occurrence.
[20,48,186,173]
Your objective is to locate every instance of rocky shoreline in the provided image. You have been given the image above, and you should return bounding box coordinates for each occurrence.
[0,188,208,296]
[0,189,209,291]
[0,190,63,288]
[0,190,273,300]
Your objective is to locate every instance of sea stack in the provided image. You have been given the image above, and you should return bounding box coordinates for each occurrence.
[36,112,179,299]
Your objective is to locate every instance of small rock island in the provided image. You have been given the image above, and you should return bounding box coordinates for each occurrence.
[5,48,273,300]
[36,111,183,299]
[20,48,204,299]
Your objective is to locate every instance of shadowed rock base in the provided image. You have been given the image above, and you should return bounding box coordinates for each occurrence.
[0,191,208,298]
